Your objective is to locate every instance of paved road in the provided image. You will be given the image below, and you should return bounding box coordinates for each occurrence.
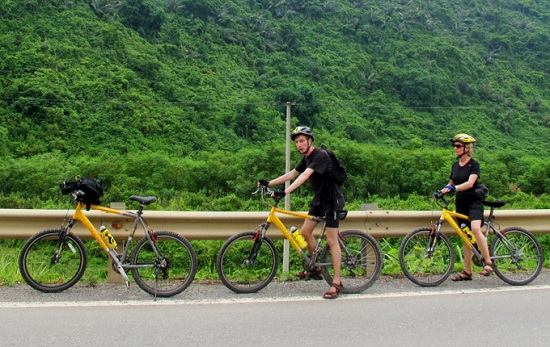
[2,271,550,346]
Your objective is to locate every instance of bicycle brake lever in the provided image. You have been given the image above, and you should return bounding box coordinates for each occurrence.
[252,185,273,195]
[433,191,444,199]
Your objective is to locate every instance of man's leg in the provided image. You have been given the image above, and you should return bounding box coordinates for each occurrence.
[325,226,341,291]
[300,218,318,255]
[295,218,322,279]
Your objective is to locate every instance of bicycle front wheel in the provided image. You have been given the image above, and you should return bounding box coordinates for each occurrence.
[321,230,382,294]
[399,228,455,287]
[216,232,278,293]
[491,227,543,285]
[19,228,88,293]
[131,231,197,297]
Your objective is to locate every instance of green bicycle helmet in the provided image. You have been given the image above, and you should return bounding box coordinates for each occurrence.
[291,126,314,141]
[451,133,476,144]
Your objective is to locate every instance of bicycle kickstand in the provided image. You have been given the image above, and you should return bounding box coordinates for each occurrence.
[154,267,159,300]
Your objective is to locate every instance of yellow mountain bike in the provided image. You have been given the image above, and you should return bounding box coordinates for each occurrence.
[399,191,543,286]
[216,185,382,294]
[18,183,197,297]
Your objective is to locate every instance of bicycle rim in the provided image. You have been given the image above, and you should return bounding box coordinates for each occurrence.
[321,230,382,294]
[216,232,278,293]
[491,227,543,285]
[399,228,455,287]
[18,229,87,293]
[131,231,197,297]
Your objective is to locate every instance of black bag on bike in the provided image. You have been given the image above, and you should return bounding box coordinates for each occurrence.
[475,183,489,201]
[60,177,103,208]
[78,177,103,205]
[60,180,78,195]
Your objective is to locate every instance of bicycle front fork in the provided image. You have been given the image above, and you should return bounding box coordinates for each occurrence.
[425,224,439,258]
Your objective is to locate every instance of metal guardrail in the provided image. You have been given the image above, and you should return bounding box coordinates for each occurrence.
[1,208,549,240]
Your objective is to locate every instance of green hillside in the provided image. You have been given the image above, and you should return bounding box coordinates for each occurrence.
[0,0,549,209]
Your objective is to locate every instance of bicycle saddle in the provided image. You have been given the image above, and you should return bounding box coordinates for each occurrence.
[129,196,158,205]
[482,200,506,208]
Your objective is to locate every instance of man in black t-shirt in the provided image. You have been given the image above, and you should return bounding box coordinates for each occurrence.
[258,126,345,299]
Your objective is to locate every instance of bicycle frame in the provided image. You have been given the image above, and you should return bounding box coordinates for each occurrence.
[436,208,472,247]
[252,186,336,270]
[434,197,506,261]
[264,205,322,255]
[65,201,158,285]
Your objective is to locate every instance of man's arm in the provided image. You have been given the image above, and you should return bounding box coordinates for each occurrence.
[268,169,300,187]
[285,168,314,194]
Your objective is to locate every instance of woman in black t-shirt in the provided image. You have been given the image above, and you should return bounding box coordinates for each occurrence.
[441,134,494,281]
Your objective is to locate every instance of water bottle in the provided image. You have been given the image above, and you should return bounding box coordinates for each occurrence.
[100,226,117,249]
[460,223,477,244]
[289,226,308,249]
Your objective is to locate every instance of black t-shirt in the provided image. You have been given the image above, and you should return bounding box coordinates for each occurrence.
[450,158,482,204]
[295,148,345,212]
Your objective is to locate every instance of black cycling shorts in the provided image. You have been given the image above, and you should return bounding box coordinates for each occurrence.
[456,200,484,225]
[308,207,340,228]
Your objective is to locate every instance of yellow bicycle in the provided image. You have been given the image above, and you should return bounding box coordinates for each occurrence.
[399,191,543,286]
[216,185,382,293]
[18,180,197,297]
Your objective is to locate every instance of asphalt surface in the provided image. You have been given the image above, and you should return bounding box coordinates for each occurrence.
[2,269,549,305]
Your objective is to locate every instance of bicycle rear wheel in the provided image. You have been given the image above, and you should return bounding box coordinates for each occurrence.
[399,228,455,287]
[321,230,382,294]
[491,227,543,285]
[216,232,278,293]
[19,228,87,293]
[131,231,197,297]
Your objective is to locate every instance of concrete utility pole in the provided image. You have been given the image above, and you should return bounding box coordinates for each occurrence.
[283,102,295,272]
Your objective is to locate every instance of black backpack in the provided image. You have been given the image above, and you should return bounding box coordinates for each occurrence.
[60,177,103,210]
[321,145,348,186]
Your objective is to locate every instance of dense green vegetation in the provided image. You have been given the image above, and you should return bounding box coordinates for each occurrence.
[1,0,549,210]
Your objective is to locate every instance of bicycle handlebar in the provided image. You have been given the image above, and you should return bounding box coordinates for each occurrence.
[253,185,285,205]
[71,190,86,200]
[432,190,451,209]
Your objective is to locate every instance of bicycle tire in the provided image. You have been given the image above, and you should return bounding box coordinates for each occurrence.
[320,230,382,294]
[399,228,455,287]
[216,231,278,293]
[131,231,197,297]
[491,227,543,285]
[18,228,88,293]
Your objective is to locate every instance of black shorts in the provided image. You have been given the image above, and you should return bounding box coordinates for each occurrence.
[456,200,484,226]
[308,207,340,228]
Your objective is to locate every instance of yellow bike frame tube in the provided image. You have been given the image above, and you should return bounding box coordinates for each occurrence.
[267,206,311,253]
[441,208,472,246]
[72,203,113,252]
[90,204,126,215]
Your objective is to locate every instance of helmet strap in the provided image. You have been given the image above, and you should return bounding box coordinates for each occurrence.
[306,138,313,155]
[456,145,471,159]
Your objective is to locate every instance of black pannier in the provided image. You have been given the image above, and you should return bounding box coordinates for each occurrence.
[60,177,103,209]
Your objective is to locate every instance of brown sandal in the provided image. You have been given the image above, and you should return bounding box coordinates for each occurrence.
[451,271,472,281]
[323,282,342,299]
[480,263,495,276]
